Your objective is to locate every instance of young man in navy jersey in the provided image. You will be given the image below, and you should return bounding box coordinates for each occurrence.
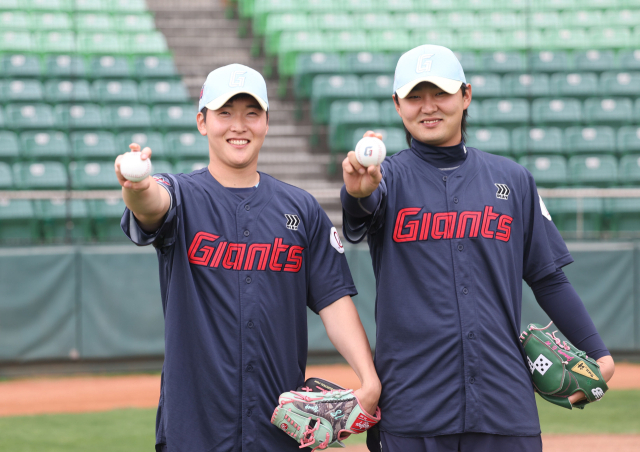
[341,45,615,452]
[114,64,381,452]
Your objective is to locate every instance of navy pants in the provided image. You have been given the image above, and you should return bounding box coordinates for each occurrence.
[378,431,542,452]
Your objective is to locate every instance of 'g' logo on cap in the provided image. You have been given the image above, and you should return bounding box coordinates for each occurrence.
[416,54,434,73]
[229,71,247,87]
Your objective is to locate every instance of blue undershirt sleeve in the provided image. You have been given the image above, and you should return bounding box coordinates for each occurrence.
[529,268,610,360]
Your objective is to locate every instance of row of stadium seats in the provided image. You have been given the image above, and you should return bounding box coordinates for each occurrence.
[0,103,196,131]
[0,0,147,13]
[0,160,206,190]
[0,31,168,54]
[0,130,208,162]
[1,11,155,32]
[1,54,177,79]
[0,79,188,105]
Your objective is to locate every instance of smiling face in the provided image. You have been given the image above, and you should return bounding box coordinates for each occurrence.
[394,82,472,147]
[196,94,269,173]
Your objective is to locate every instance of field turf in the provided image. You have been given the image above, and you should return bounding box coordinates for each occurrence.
[0,391,637,451]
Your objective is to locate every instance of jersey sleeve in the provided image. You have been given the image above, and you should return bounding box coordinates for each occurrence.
[342,163,389,243]
[306,202,358,314]
[522,171,573,285]
[120,174,179,248]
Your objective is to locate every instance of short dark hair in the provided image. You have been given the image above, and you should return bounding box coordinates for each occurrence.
[200,93,268,123]
[393,84,469,148]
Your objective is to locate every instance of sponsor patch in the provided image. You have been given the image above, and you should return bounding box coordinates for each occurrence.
[153,175,171,186]
[330,227,344,254]
[495,183,510,200]
[572,361,599,380]
[591,387,604,400]
[349,413,373,433]
[285,214,300,231]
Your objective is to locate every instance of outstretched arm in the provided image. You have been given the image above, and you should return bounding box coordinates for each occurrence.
[319,296,381,416]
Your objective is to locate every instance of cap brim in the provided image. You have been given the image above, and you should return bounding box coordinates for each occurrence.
[396,76,463,98]
[205,90,268,111]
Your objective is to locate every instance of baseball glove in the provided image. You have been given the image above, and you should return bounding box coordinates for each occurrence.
[520,321,608,409]
[271,377,381,451]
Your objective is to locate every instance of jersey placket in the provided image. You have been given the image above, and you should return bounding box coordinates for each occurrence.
[444,173,482,431]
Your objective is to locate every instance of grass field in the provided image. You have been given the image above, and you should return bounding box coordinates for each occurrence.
[0,391,638,451]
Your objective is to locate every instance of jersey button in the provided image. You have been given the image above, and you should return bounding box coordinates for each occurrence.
[468,331,475,339]
[442,176,447,182]
[462,287,469,295]
[247,409,252,417]
[453,197,459,204]
[247,321,254,328]
[246,365,253,372]
[245,276,252,284]
[457,244,464,251]
[469,377,476,384]
[245,204,250,211]
[244,230,250,237]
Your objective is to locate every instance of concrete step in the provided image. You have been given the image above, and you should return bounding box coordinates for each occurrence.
[154,17,238,29]
[164,36,253,50]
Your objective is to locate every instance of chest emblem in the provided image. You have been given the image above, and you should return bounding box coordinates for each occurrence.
[285,214,300,231]
[495,183,510,200]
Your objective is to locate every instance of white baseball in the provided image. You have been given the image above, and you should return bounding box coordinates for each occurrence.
[355,136,386,167]
[120,152,152,182]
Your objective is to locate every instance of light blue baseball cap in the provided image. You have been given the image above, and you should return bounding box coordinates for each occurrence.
[393,44,466,98]
[198,63,269,112]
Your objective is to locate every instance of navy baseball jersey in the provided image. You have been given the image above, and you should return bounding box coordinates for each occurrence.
[343,145,572,437]
[121,169,356,452]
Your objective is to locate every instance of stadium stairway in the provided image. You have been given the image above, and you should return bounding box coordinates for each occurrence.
[146,0,344,227]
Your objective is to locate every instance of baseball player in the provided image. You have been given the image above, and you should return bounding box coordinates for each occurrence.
[340,45,615,452]
[115,64,381,451]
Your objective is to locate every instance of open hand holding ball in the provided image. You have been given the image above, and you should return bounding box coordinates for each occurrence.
[355,136,386,167]
[120,152,152,182]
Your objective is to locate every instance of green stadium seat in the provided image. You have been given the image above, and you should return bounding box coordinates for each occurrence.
[618,154,640,185]
[480,51,526,73]
[5,103,54,130]
[36,199,92,242]
[568,155,618,186]
[352,127,407,155]
[617,127,640,154]
[117,132,167,160]
[607,198,640,236]
[412,30,456,50]
[152,104,197,130]
[44,79,91,103]
[264,13,310,55]
[519,155,567,187]
[253,0,297,36]
[328,100,380,151]
[70,131,117,160]
[549,72,597,97]
[0,162,12,188]
[618,49,640,71]
[54,104,103,129]
[87,55,131,78]
[36,31,76,53]
[331,31,368,53]
[133,56,177,79]
[0,0,19,9]
[138,80,190,104]
[294,52,343,98]
[151,160,173,174]
[0,31,32,52]
[20,131,70,161]
[564,127,616,155]
[542,29,589,50]
[600,72,640,96]
[531,98,581,125]
[545,197,604,235]
[174,160,208,174]
[370,30,410,52]
[412,0,457,12]
[466,127,511,156]
[44,54,86,78]
[165,132,209,160]
[75,0,108,12]
[31,12,73,30]
[116,14,156,33]
[0,54,41,78]
[574,50,616,71]
[0,199,39,243]
[503,73,550,97]
[343,52,391,76]
[28,0,73,11]
[400,12,438,31]
[110,0,147,13]
[127,33,168,54]
[0,11,29,30]
[529,51,571,73]
[561,10,602,28]
[465,101,481,125]
[379,99,402,126]
[589,28,632,50]
[311,75,361,123]
[13,161,68,189]
[359,12,397,31]
[75,13,114,31]
[77,33,122,54]
[512,127,564,155]
[0,131,19,162]
[468,74,502,98]
[69,161,119,189]
[458,30,506,51]
[604,9,640,27]
[89,197,127,241]
[453,51,481,72]
[636,99,640,124]
[380,0,414,12]
[361,75,393,100]
[279,32,331,76]
[583,98,633,125]
[0,79,43,103]
[91,80,138,104]
[530,11,560,29]
[317,13,355,32]
[481,99,529,125]
[103,104,151,130]
[479,11,526,30]
[435,11,478,29]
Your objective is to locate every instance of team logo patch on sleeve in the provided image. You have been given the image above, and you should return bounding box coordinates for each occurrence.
[539,195,552,221]
[153,176,171,186]
[330,227,344,254]
[495,183,510,200]
[284,214,300,230]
